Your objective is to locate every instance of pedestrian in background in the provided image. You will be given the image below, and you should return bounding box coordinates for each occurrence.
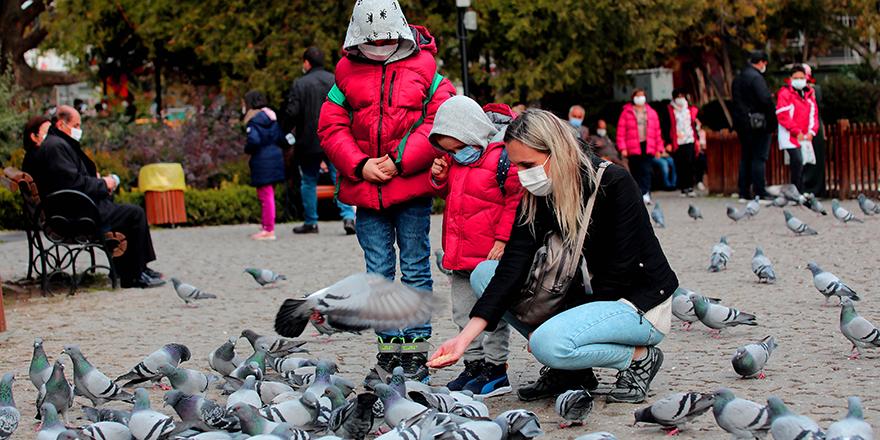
[731,50,776,202]
[286,47,356,235]
[802,63,826,196]
[617,89,663,204]
[318,0,456,384]
[650,149,676,190]
[663,88,699,197]
[589,119,627,170]
[775,64,818,193]
[243,91,286,241]
[568,105,589,139]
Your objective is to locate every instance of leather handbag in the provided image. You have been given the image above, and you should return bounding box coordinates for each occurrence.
[509,161,610,327]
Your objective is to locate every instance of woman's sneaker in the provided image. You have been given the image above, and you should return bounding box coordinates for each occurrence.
[607,346,663,404]
[464,362,512,398]
[516,367,599,401]
[251,230,276,240]
[446,359,484,391]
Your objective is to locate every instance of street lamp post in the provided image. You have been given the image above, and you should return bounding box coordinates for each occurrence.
[456,0,477,97]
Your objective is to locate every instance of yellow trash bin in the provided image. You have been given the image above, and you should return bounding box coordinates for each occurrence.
[138,163,187,225]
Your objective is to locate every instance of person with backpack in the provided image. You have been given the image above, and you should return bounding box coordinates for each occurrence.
[428,96,522,398]
[775,64,819,193]
[318,0,456,385]
[243,91,286,241]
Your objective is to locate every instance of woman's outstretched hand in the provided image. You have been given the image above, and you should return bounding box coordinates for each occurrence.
[426,336,467,368]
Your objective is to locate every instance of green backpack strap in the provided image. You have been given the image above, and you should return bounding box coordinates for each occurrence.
[327,84,354,120]
[393,73,445,163]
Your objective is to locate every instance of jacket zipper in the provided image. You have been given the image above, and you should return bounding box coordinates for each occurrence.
[388,71,396,107]
[377,64,387,209]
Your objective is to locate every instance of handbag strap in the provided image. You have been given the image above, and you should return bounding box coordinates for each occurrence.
[572,161,610,259]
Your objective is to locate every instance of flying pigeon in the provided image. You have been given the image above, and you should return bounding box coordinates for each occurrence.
[712,388,771,440]
[708,235,731,272]
[171,277,216,307]
[858,193,880,217]
[35,360,74,425]
[726,203,746,223]
[208,338,242,377]
[274,273,438,338]
[61,345,134,407]
[556,389,593,428]
[35,403,64,440]
[30,339,52,391]
[839,297,880,359]
[688,292,757,337]
[0,374,19,440]
[129,388,175,440]
[688,202,703,221]
[328,392,377,440]
[260,392,321,427]
[79,406,131,425]
[751,247,777,283]
[806,194,827,216]
[732,336,777,379]
[155,363,217,397]
[827,397,873,440]
[634,392,715,435]
[806,262,861,306]
[245,267,287,289]
[832,199,863,225]
[79,421,132,440]
[784,210,818,236]
[767,397,824,440]
[671,287,720,331]
[651,202,666,228]
[241,329,308,357]
[770,196,789,208]
[115,343,191,389]
[163,390,238,432]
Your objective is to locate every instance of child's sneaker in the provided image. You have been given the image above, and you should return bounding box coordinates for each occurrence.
[446,359,484,391]
[400,337,430,383]
[251,230,276,240]
[463,361,512,398]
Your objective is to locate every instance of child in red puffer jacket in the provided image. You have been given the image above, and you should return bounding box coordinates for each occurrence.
[428,96,523,398]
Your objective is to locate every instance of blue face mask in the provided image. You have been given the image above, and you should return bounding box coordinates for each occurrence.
[569,118,583,127]
[452,146,483,165]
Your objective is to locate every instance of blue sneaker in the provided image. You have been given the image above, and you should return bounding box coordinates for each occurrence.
[446,359,484,391]
[463,362,512,398]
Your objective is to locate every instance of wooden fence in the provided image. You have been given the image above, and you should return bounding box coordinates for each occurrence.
[706,121,880,199]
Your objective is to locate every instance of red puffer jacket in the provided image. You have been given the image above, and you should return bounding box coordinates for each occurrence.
[616,103,663,156]
[431,124,523,269]
[318,26,456,210]
[776,83,819,150]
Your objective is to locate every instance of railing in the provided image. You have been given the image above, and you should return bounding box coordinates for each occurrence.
[706,121,880,199]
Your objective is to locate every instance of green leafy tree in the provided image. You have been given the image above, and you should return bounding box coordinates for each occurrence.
[0,59,28,164]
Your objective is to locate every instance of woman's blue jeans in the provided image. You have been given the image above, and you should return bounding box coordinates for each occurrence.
[471,260,664,371]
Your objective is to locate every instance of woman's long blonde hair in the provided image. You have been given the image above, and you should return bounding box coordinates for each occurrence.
[504,109,597,246]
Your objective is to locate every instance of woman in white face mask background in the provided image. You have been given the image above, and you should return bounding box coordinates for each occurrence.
[616,89,664,204]
[775,64,818,193]
[662,88,700,197]
[428,109,678,405]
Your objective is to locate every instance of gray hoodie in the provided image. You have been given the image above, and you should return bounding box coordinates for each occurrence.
[344,0,417,63]
[429,96,500,150]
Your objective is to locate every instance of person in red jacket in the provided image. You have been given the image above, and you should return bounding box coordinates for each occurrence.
[663,88,700,197]
[617,89,664,204]
[428,96,523,398]
[318,0,456,385]
[775,64,819,192]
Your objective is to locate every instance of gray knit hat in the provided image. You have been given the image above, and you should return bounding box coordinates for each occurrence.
[430,96,499,151]
[344,0,417,63]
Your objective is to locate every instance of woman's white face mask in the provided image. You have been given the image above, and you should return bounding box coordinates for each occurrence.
[518,155,553,196]
[359,43,399,61]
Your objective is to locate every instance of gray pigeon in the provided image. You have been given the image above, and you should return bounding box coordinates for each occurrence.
[767,396,824,440]
[434,250,452,276]
[689,292,758,337]
[270,357,318,375]
[171,277,216,307]
[556,389,593,428]
[784,210,818,236]
[806,262,861,306]
[452,400,490,419]
[827,397,873,440]
[79,421,132,440]
[245,267,287,289]
[155,363,217,397]
[495,409,544,439]
[408,389,456,413]
[858,194,880,217]
[745,197,761,218]
[227,376,261,410]
[751,247,777,283]
[780,184,804,204]
[574,434,620,440]
[328,392,377,440]
[634,392,714,435]
[115,343,191,389]
[208,338,242,377]
[732,336,778,379]
[274,273,438,338]
[260,392,320,427]
[651,202,666,228]
[672,287,721,331]
[807,194,827,216]
[129,388,175,440]
[30,339,52,391]
[770,196,789,208]
[36,360,74,425]
[163,390,238,432]
[61,344,134,407]
[726,203,746,223]
[35,403,64,440]
[839,297,880,359]
[0,374,19,440]
[228,403,281,436]
[241,329,308,357]
[79,406,131,425]
[688,202,703,221]
[255,380,295,405]
[832,199,863,225]
[712,388,771,440]
[374,383,429,428]
[708,235,732,272]
[54,430,79,440]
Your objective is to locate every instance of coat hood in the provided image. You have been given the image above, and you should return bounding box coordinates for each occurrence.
[343,0,419,63]
[430,96,499,151]
[246,110,276,128]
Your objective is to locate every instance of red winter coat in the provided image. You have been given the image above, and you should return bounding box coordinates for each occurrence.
[431,129,523,270]
[616,103,663,156]
[665,104,700,155]
[318,26,456,210]
[775,83,819,150]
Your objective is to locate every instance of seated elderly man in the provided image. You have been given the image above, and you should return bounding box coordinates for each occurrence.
[22,105,164,289]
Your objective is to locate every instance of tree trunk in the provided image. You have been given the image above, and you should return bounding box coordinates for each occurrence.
[720,34,733,96]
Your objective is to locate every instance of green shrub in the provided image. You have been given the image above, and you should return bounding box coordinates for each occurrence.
[821,75,880,124]
[0,186,25,231]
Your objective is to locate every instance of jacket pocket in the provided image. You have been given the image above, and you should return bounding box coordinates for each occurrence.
[388,71,397,107]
